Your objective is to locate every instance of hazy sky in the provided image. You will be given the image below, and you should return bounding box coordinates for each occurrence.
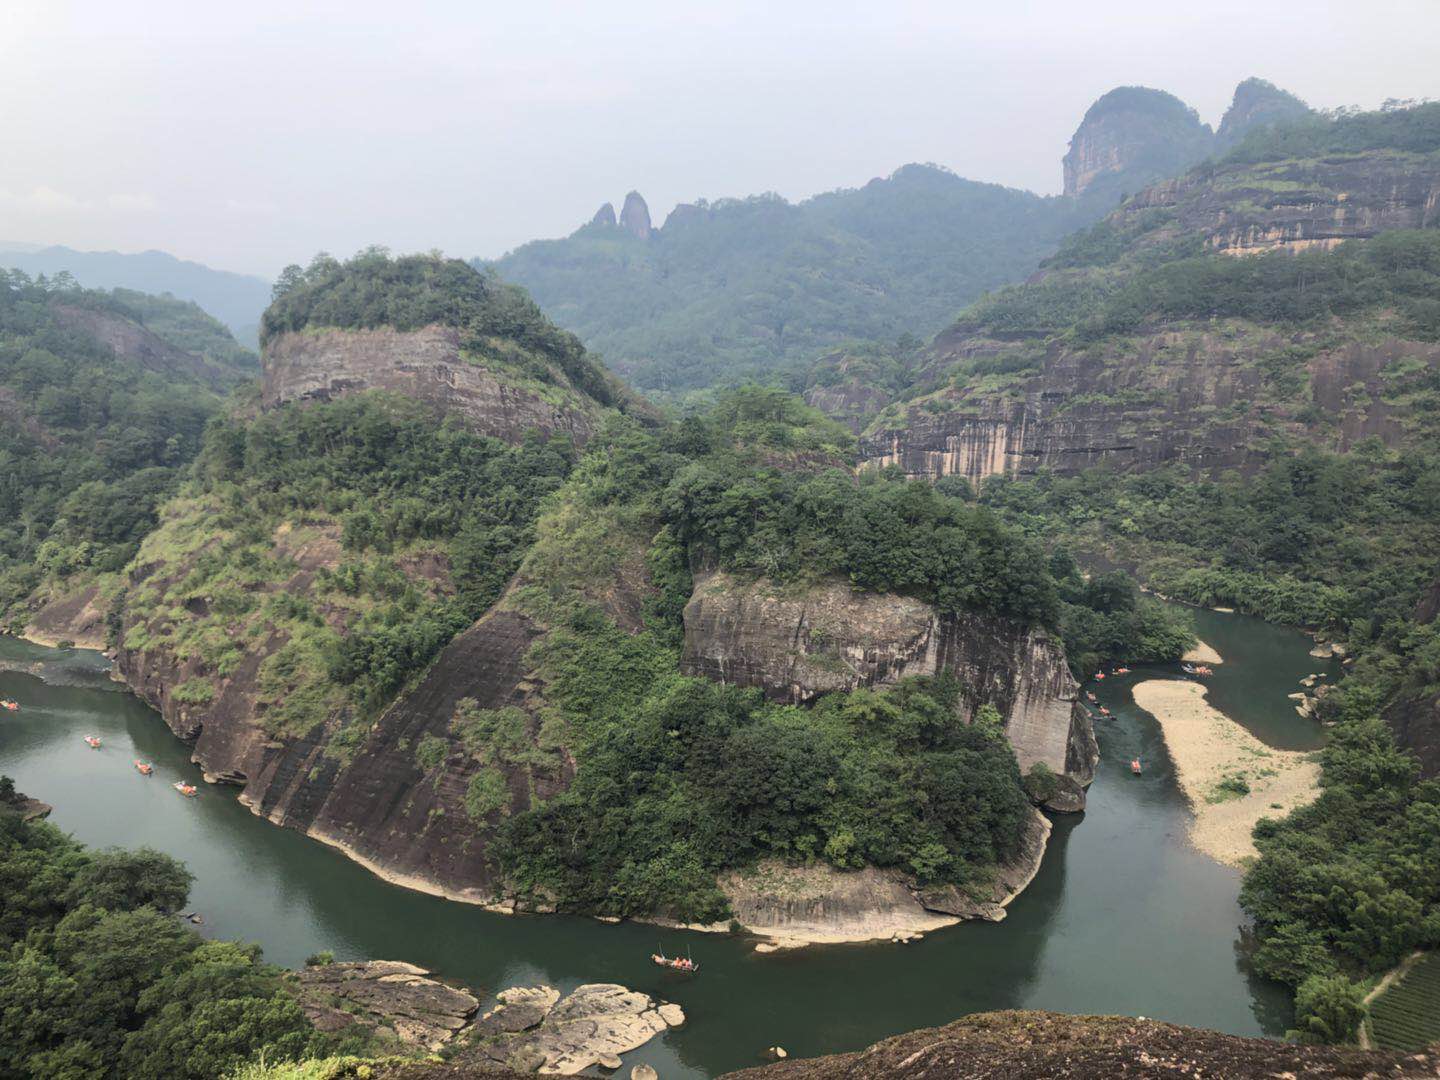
[3,0,1436,278]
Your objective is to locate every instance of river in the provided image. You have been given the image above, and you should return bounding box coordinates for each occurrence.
[0,606,1331,1078]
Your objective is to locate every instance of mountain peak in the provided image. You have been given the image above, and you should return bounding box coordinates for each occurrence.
[1062,86,1213,199]
[620,191,652,239]
[1215,77,1313,150]
[590,202,617,227]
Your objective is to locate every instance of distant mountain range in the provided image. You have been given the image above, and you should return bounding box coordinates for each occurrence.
[487,79,1314,397]
[0,244,271,347]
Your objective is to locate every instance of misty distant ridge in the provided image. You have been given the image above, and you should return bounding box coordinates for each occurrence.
[0,243,270,347]
[3,77,1316,378]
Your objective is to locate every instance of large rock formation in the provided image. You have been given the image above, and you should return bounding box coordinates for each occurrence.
[1062,86,1213,200]
[717,1010,1440,1079]
[1119,151,1440,257]
[261,325,601,448]
[680,570,1097,790]
[1214,77,1313,151]
[116,593,558,902]
[295,960,480,1050]
[590,202,617,227]
[460,983,684,1075]
[619,191,652,239]
[861,325,1440,485]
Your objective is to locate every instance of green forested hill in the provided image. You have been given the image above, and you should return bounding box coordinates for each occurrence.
[487,166,1103,397]
[0,273,251,622]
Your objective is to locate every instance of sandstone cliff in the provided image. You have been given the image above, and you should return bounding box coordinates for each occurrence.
[1062,86,1213,200]
[860,323,1440,485]
[680,570,1097,792]
[619,191,652,239]
[261,325,602,447]
[1115,150,1440,256]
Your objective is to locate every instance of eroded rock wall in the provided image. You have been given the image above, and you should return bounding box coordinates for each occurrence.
[680,570,1097,788]
[861,326,1439,485]
[262,325,599,447]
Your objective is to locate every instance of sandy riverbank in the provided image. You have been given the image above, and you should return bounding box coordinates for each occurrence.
[1131,680,1319,867]
[1182,640,1223,665]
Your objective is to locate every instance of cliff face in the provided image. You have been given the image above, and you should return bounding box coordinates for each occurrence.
[680,570,1097,790]
[1062,87,1213,199]
[619,191,652,239]
[116,592,559,903]
[261,325,601,447]
[1122,151,1440,256]
[860,324,1439,484]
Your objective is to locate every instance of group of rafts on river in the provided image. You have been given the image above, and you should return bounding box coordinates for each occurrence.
[1083,660,1214,777]
[65,723,198,796]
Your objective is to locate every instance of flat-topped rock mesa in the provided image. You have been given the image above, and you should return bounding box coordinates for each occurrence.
[296,960,480,1051]
[1062,86,1213,200]
[261,323,604,447]
[681,570,1097,795]
[259,254,638,449]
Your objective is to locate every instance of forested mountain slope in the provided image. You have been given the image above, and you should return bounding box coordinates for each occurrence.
[0,245,272,346]
[488,79,1311,398]
[0,272,255,642]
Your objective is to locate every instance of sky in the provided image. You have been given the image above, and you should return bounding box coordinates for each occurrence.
[2,0,1437,279]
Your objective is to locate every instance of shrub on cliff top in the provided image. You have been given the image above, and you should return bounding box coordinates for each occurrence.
[261,249,616,405]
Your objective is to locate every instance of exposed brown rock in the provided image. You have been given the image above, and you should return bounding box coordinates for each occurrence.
[261,324,600,447]
[295,960,479,1051]
[863,325,1440,486]
[1062,87,1212,199]
[719,1010,1440,1079]
[680,570,1096,789]
[459,983,682,1075]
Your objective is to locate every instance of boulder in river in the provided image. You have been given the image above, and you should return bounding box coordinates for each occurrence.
[294,959,479,1050]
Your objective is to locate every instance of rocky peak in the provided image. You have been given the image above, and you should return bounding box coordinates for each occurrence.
[1215,78,1312,150]
[1062,86,1213,200]
[619,191,652,239]
[589,201,617,227]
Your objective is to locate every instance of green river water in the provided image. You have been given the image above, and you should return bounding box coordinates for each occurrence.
[0,606,1332,1077]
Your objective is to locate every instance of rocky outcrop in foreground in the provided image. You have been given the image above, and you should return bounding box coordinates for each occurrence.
[459,983,684,1075]
[296,960,480,1051]
[681,571,1097,795]
[294,965,681,1075]
[720,1011,1440,1079]
[354,1009,1440,1079]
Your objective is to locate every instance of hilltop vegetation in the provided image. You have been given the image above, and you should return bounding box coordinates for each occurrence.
[265,249,618,406]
